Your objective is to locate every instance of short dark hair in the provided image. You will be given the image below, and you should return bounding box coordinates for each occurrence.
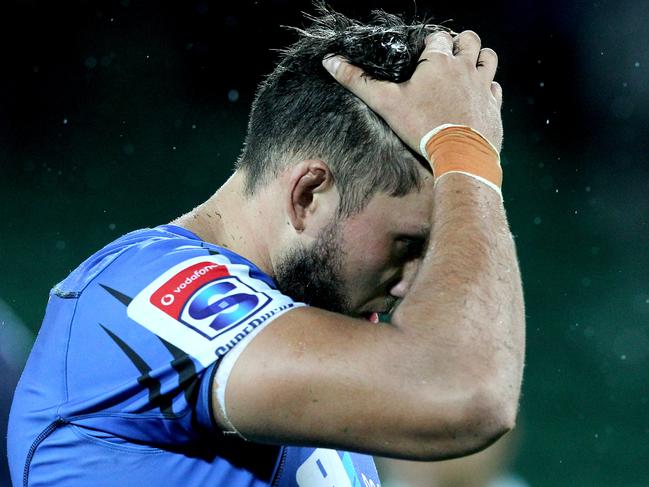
[236,4,443,216]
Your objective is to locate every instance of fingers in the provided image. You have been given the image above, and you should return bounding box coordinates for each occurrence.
[322,55,395,113]
[454,30,482,64]
[491,81,503,108]
[454,31,498,80]
[477,48,498,80]
[419,31,454,60]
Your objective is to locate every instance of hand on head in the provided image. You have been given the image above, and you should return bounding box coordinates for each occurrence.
[322,30,503,154]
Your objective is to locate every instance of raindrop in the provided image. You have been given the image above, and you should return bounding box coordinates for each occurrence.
[228,89,240,102]
[85,56,98,69]
[55,240,66,250]
[539,81,545,87]
[634,61,640,68]
[108,223,116,231]
[63,118,68,125]
[533,216,542,225]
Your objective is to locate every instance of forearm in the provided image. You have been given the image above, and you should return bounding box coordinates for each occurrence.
[392,173,524,439]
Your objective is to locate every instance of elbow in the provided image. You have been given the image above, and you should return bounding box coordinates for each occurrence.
[473,391,518,449]
[402,386,519,461]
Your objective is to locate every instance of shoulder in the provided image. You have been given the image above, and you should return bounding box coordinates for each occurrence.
[72,225,300,367]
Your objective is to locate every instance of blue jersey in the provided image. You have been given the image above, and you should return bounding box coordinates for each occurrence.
[8,225,382,487]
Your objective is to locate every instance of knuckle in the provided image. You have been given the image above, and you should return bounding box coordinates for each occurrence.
[436,31,454,43]
[424,31,454,52]
[460,29,481,47]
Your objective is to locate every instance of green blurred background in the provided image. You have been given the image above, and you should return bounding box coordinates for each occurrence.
[1,1,648,485]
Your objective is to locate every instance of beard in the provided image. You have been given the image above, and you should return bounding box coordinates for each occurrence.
[274,219,353,315]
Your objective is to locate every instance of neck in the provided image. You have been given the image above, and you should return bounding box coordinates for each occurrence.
[171,171,274,276]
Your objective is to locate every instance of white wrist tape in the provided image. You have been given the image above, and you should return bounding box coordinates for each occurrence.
[434,171,503,199]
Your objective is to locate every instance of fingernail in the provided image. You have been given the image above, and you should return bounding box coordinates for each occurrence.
[322,56,341,75]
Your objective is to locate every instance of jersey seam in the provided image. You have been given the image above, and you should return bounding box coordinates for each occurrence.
[60,297,81,409]
[23,418,66,487]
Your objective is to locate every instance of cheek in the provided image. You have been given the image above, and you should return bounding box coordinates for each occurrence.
[339,218,395,293]
[342,239,393,285]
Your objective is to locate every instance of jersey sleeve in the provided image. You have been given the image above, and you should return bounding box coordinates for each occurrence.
[59,235,304,447]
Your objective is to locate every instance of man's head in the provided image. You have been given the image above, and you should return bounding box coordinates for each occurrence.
[237,5,443,216]
[235,6,441,316]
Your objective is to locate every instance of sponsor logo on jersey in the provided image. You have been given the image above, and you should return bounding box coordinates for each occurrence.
[148,261,270,340]
[127,254,297,367]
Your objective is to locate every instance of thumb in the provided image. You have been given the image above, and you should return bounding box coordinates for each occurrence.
[322,55,393,113]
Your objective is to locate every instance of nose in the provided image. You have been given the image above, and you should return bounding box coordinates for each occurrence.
[389,259,420,299]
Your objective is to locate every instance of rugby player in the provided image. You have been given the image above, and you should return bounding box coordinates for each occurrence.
[8,7,525,486]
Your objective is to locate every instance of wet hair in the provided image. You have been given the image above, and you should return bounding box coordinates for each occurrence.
[236,3,444,216]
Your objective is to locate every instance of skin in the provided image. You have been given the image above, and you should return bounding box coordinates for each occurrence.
[173,30,525,461]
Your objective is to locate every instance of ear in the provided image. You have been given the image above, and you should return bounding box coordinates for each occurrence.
[286,160,336,233]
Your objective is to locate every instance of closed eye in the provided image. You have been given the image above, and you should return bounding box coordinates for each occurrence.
[393,236,426,262]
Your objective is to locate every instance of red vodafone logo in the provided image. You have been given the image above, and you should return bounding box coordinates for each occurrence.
[150,262,230,319]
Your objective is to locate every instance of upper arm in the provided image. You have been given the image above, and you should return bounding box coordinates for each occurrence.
[213,306,509,460]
